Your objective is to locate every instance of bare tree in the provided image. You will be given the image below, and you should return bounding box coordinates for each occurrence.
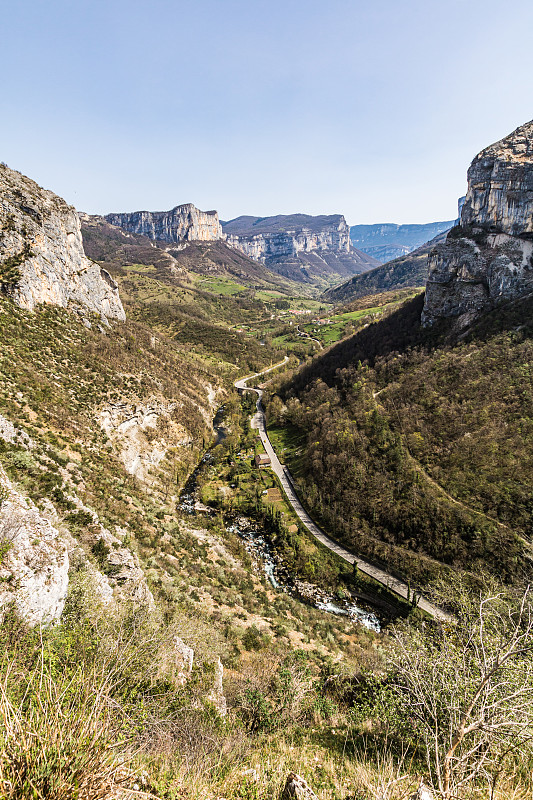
[390,588,533,798]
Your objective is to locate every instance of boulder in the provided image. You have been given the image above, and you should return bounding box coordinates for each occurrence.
[281,772,319,800]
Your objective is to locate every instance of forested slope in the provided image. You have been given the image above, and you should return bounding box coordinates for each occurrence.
[276,293,533,587]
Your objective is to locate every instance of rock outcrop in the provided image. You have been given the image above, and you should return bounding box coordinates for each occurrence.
[422,120,533,328]
[0,464,69,626]
[410,782,434,800]
[223,213,377,285]
[105,204,224,245]
[207,657,227,717]
[281,773,319,800]
[0,409,154,621]
[0,164,125,322]
[173,635,194,686]
[98,398,192,484]
[89,527,154,607]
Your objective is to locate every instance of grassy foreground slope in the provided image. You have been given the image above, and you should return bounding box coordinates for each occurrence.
[274,292,533,588]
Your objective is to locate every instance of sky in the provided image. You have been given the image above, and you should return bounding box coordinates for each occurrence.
[2,0,533,225]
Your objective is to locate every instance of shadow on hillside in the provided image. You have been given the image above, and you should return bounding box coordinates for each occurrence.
[286,293,428,391]
[286,290,533,394]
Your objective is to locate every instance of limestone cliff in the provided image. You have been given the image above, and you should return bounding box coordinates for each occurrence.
[223,213,377,285]
[105,204,224,244]
[0,463,69,626]
[0,164,125,322]
[422,120,533,328]
[224,213,351,260]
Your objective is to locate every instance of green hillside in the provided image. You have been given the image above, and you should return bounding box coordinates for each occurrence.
[272,292,533,588]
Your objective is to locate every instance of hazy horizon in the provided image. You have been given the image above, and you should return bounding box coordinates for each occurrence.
[2,0,533,225]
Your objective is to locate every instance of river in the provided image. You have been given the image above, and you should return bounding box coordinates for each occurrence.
[178,406,381,632]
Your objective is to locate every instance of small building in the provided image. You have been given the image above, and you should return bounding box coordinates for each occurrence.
[254,453,271,468]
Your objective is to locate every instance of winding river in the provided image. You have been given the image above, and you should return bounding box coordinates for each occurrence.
[178,405,381,631]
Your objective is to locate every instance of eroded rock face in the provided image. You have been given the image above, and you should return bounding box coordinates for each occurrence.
[98,398,192,484]
[422,120,533,328]
[223,213,377,283]
[0,465,69,626]
[225,215,351,262]
[105,204,224,244]
[0,164,125,322]
[462,122,533,235]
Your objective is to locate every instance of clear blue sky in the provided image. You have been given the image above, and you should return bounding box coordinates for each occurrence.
[2,0,533,224]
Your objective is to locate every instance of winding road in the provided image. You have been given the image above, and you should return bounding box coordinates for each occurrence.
[235,359,451,623]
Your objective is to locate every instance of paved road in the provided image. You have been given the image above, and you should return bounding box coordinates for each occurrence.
[235,361,450,623]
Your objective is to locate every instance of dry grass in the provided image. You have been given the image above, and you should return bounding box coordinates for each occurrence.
[0,654,129,800]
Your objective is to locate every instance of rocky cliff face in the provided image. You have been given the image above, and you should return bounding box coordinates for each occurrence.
[222,214,377,285]
[423,120,533,328]
[106,204,224,245]
[224,213,352,261]
[0,164,125,322]
[0,463,69,626]
[98,397,194,485]
[0,413,154,625]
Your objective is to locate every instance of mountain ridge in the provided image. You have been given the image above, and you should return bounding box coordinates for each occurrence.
[350,220,455,263]
[222,212,378,288]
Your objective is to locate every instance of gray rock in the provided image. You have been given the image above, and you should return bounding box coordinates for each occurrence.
[98,397,191,484]
[0,465,69,626]
[422,120,533,328]
[105,203,224,244]
[410,782,434,800]
[62,492,154,608]
[207,657,227,717]
[281,773,319,800]
[0,163,125,322]
[173,635,194,686]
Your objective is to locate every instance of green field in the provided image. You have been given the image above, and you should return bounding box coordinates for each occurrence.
[195,276,247,295]
[302,296,416,345]
[266,422,306,476]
